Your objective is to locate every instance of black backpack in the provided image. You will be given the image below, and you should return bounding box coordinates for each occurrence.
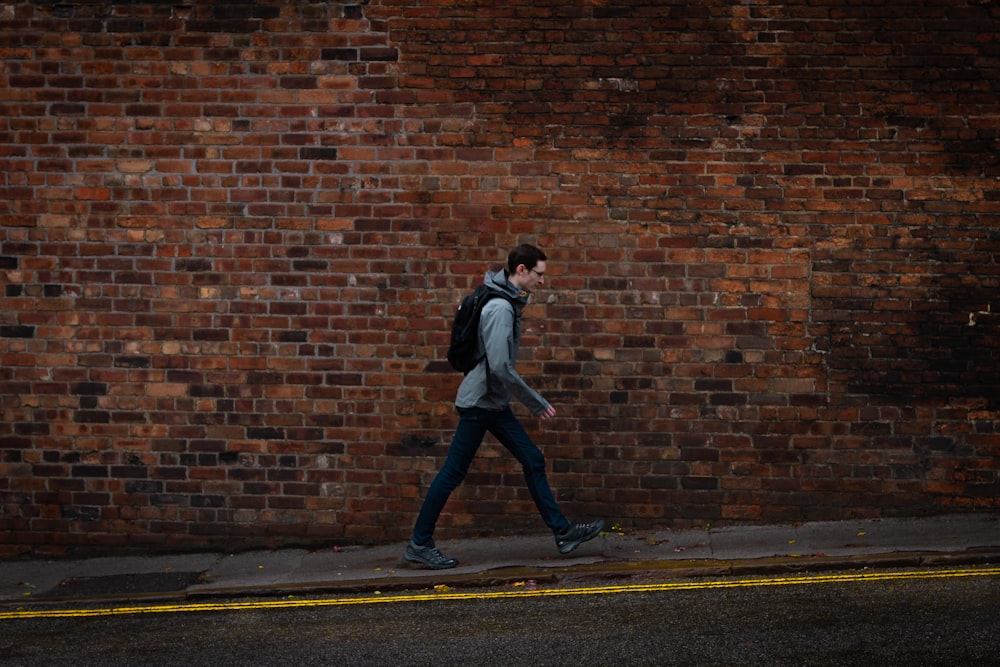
[447,285,517,373]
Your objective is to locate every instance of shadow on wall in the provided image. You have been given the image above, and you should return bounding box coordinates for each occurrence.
[815,239,1000,408]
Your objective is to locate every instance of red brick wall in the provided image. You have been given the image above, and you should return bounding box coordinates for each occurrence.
[1,0,998,555]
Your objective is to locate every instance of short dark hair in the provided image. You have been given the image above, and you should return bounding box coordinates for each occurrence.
[507,243,546,274]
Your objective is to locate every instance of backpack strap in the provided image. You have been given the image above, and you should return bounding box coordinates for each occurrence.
[476,292,519,372]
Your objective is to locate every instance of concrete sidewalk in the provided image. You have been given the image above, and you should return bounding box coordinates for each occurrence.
[1,513,998,607]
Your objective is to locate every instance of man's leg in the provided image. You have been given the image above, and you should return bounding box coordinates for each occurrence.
[489,406,571,534]
[411,407,489,546]
[491,407,605,553]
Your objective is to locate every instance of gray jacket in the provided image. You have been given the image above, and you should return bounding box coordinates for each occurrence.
[454,270,550,416]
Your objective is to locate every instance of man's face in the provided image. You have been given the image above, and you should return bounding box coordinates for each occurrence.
[523,260,546,290]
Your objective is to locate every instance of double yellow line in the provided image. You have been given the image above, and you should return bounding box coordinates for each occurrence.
[3,566,998,621]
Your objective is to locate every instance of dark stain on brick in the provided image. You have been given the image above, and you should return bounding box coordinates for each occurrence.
[272,274,308,286]
[191,495,225,508]
[51,103,85,116]
[247,427,285,440]
[74,411,110,424]
[709,393,747,406]
[116,356,150,368]
[71,464,107,477]
[681,476,719,490]
[190,384,224,397]
[292,259,328,271]
[322,47,358,61]
[111,465,149,479]
[0,437,30,450]
[176,258,213,272]
[71,382,107,395]
[165,370,201,384]
[324,373,363,386]
[1,325,35,338]
[682,447,720,462]
[308,413,345,427]
[280,76,317,89]
[360,47,398,62]
[318,105,354,118]
[277,330,308,342]
[14,422,49,435]
[151,494,186,505]
[286,427,323,441]
[300,147,338,161]
[694,379,731,392]
[193,329,229,341]
[60,506,101,521]
[124,480,163,494]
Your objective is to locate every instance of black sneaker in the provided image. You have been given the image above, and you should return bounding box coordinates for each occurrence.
[405,539,458,570]
[555,519,606,555]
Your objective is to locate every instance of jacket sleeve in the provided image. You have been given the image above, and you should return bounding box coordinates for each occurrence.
[480,299,550,415]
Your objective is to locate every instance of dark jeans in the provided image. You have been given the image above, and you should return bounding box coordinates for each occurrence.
[412,406,570,545]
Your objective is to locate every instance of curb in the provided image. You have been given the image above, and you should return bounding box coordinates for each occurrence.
[14,548,997,608]
[184,548,999,600]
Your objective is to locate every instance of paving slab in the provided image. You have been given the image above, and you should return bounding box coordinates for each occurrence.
[797,514,1000,556]
[190,549,309,593]
[707,524,801,560]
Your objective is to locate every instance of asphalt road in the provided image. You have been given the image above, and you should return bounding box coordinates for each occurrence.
[1,567,997,666]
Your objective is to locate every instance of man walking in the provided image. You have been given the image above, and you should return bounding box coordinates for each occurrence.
[405,243,605,570]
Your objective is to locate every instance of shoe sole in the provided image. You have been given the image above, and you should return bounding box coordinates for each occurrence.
[405,552,458,570]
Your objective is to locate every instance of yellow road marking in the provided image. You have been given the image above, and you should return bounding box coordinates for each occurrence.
[2,566,997,621]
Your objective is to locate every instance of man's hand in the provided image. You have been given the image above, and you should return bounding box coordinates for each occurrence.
[539,404,556,420]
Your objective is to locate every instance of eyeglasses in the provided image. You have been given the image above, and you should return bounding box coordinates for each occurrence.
[530,268,545,278]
